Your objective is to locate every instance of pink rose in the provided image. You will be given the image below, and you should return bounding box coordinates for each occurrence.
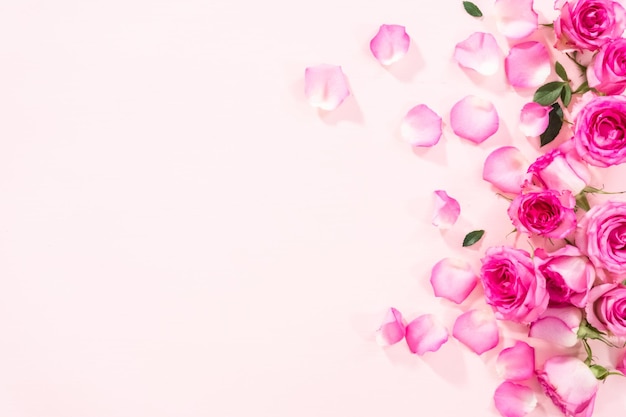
[536,356,598,417]
[573,95,626,167]
[585,283,626,336]
[588,38,626,95]
[554,0,626,51]
[480,246,549,323]
[507,190,577,238]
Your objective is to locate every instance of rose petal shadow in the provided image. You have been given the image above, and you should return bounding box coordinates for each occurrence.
[409,136,448,166]
[384,42,425,83]
[459,65,511,93]
[318,93,365,126]
[421,339,468,386]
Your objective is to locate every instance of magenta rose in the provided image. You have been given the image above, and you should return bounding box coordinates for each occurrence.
[480,246,549,323]
[507,190,576,238]
[588,38,626,95]
[554,0,626,51]
[573,95,626,167]
[524,140,590,194]
[585,283,626,336]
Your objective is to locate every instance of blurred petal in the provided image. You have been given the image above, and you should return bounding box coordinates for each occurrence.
[450,95,499,143]
[401,104,442,147]
[496,341,535,381]
[405,314,449,355]
[483,146,529,194]
[375,307,406,346]
[520,102,551,137]
[494,0,538,39]
[617,351,626,375]
[370,24,411,65]
[304,64,350,111]
[432,190,461,229]
[453,309,499,354]
[494,382,537,417]
[454,32,501,75]
[529,316,578,347]
[505,42,550,88]
[430,258,477,304]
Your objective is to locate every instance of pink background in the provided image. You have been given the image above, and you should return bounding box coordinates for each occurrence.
[1,0,626,416]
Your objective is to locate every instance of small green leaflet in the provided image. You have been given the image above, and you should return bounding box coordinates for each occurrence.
[555,61,568,81]
[575,192,591,211]
[540,103,563,147]
[463,1,483,17]
[561,84,572,107]
[533,82,565,106]
[463,230,484,247]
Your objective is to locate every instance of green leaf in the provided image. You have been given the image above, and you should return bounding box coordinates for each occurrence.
[462,1,483,17]
[575,191,591,211]
[463,230,484,247]
[561,83,572,107]
[555,61,569,81]
[540,103,564,147]
[589,364,610,380]
[533,81,565,105]
[573,80,590,94]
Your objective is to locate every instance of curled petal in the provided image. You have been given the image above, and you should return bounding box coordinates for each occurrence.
[401,104,442,147]
[454,32,501,76]
[405,314,449,355]
[483,146,529,194]
[304,64,350,111]
[494,382,537,417]
[375,307,406,346]
[494,0,538,39]
[430,258,477,304]
[450,95,499,143]
[370,24,410,65]
[432,190,460,229]
[505,42,550,88]
[520,102,551,137]
[453,309,499,354]
[496,341,535,381]
[529,316,578,347]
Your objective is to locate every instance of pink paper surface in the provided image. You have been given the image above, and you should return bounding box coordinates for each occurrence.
[1,1,626,416]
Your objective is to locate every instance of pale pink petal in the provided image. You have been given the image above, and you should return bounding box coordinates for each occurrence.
[304,64,350,111]
[453,309,499,354]
[401,104,442,147]
[529,317,578,347]
[505,42,550,88]
[370,24,410,66]
[405,314,449,355]
[494,0,538,39]
[494,382,537,417]
[617,351,626,375]
[432,190,460,229]
[496,341,535,381]
[483,146,530,194]
[430,258,477,304]
[375,307,406,346]
[454,32,501,76]
[519,102,551,137]
[450,95,499,143]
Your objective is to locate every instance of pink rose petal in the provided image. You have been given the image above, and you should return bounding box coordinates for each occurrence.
[430,258,478,304]
[494,0,538,39]
[519,102,551,137]
[375,307,406,346]
[505,42,550,88]
[528,307,582,347]
[432,190,460,229]
[401,104,442,147]
[450,95,499,143]
[405,314,449,355]
[483,146,530,194]
[454,32,501,76]
[304,64,350,111]
[617,351,626,375]
[496,341,535,381]
[494,382,537,417]
[453,309,499,354]
[370,24,410,66]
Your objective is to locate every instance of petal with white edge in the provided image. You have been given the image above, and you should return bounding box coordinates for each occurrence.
[432,190,460,229]
[505,42,550,88]
[405,314,449,355]
[519,102,551,137]
[528,317,578,347]
[494,382,537,417]
[401,104,442,147]
[450,95,499,143]
[496,341,535,381]
[454,32,501,76]
[483,146,529,194]
[304,64,350,111]
[430,258,477,304]
[375,307,406,346]
[494,0,538,39]
[453,309,499,354]
[370,24,411,66]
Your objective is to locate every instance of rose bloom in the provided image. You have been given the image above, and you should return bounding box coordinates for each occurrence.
[524,141,590,195]
[576,200,626,278]
[573,95,626,167]
[554,0,626,51]
[507,190,577,238]
[480,246,549,323]
[585,283,626,336]
[588,38,626,95]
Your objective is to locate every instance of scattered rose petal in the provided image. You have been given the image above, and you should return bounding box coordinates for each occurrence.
[617,351,626,375]
[454,32,501,75]
[483,146,530,194]
[520,102,551,137]
[304,64,350,111]
[401,104,443,147]
[450,95,499,143]
[370,24,411,66]
[405,314,449,355]
[494,0,538,39]
[430,258,477,304]
[375,307,406,346]
[496,341,535,381]
[505,42,550,88]
[528,307,582,347]
[453,309,499,354]
[494,382,537,417]
[432,190,461,229]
